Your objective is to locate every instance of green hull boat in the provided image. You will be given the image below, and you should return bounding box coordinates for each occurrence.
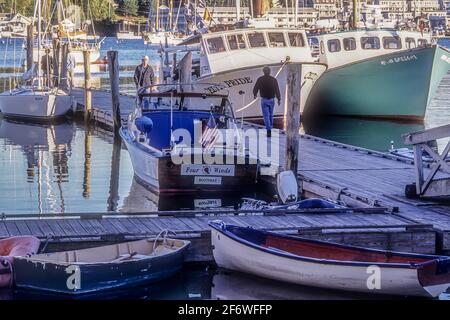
[306,45,450,121]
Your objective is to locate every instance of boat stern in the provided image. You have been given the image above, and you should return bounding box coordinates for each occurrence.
[417,257,450,298]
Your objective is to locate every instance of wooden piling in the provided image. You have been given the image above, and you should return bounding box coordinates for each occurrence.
[26,24,34,71]
[107,135,122,211]
[284,64,302,174]
[83,50,92,122]
[107,50,121,132]
[52,38,61,86]
[82,125,92,198]
[60,43,69,89]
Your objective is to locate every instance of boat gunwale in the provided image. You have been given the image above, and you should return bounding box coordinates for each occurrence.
[209,221,449,269]
[13,238,190,267]
[317,44,437,73]
[198,61,328,80]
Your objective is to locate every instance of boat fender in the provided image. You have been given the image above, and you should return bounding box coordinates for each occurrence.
[135,116,153,134]
[276,170,298,204]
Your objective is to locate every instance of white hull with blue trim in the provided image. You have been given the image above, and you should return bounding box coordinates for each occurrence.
[210,221,450,297]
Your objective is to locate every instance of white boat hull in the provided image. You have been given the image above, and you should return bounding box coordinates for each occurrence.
[211,228,448,297]
[196,62,327,120]
[0,89,74,120]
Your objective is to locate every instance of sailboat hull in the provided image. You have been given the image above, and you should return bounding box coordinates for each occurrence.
[0,90,74,121]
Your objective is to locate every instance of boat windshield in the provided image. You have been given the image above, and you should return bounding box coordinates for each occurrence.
[137,84,234,119]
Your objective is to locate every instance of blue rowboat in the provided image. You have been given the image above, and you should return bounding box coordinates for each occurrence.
[13,237,190,295]
[209,220,450,297]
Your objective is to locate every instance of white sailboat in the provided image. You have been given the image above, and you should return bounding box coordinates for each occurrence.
[0,0,74,121]
[142,0,187,46]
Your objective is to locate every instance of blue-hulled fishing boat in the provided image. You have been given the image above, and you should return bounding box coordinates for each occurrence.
[209,221,450,297]
[306,29,450,121]
[13,237,190,294]
[119,85,260,194]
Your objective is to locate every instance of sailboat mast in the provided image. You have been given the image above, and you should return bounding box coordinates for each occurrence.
[236,0,241,22]
[37,0,42,88]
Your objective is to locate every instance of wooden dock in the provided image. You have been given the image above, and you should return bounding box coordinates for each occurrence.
[1,88,449,262]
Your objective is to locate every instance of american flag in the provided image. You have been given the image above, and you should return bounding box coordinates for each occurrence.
[200,113,220,150]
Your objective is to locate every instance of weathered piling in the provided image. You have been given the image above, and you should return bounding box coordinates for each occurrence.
[83,50,92,122]
[179,52,192,85]
[26,24,34,71]
[60,43,69,89]
[107,51,121,132]
[107,135,122,211]
[82,126,92,198]
[51,38,60,86]
[284,64,302,174]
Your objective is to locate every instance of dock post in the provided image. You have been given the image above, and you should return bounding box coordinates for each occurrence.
[52,38,61,87]
[284,64,302,175]
[60,43,69,89]
[107,135,122,211]
[83,50,92,122]
[107,50,121,132]
[26,24,34,71]
[82,125,92,198]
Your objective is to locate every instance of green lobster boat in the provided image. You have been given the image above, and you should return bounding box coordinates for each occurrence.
[306,30,450,121]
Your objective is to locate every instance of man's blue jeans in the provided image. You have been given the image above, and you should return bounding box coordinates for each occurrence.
[261,98,275,130]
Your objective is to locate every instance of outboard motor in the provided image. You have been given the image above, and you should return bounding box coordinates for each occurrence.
[276,170,298,204]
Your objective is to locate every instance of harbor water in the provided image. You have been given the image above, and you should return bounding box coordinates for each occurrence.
[0,37,449,299]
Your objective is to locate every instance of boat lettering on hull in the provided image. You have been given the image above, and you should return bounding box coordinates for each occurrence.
[205,77,252,94]
[380,54,418,65]
[181,164,235,176]
[194,176,222,185]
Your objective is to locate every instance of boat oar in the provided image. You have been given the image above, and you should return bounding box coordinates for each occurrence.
[112,252,138,262]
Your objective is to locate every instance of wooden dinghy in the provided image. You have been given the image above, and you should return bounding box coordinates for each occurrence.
[13,237,190,294]
[0,236,41,288]
[209,221,450,298]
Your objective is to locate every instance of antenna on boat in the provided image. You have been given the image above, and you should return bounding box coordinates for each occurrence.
[170,88,175,148]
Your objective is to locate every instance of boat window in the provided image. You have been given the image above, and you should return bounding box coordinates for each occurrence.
[309,37,319,57]
[227,34,246,50]
[206,37,226,54]
[327,39,341,53]
[288,32,305,47]
[343,37,356,51]
[360,37,380,50]
[418,39,428,47]
[268,32,286,47]
[247,32,267,48]
[405,37,416,49]
[382,36,402,49]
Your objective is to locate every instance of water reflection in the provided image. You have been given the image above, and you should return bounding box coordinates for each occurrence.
[120,177,268,212]
[4,266,447,300]
[0,119,75,213]
[302,116,424,152]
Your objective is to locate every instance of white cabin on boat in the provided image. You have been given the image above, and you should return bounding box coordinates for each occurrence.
[310,30,433,69]
[198,28,316,76]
